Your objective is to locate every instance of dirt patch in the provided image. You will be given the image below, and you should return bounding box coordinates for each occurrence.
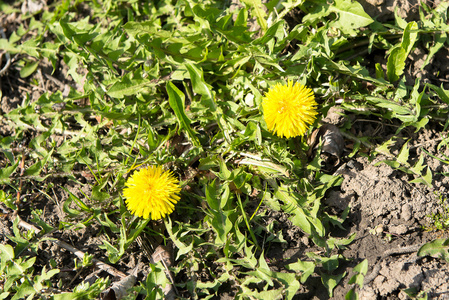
[324,123,449,299]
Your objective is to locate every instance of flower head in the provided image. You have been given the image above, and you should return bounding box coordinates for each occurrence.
[123,166,181,220]
[262,81,318,138]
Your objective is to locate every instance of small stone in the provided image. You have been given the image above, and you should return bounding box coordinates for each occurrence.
[301,236,309,246]
[389,224,408,235]
[401,204,413,221]
[376,225,385,234]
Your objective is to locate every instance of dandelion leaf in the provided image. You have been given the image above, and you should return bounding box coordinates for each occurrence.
[330,0,373,35]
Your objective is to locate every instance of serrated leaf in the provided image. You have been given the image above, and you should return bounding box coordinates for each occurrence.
[62,188,92,213]
[0,37,19,53]
[107,71,151,99]
[375,63,384,79]
[377,159,401,169]
[0,244,14,273]
[321,272,346,297]
[59,19,97,46]
[418,238,449,262]
[387,21,418,82]
[330,0,373,35]
[402,21,418,55]
[422,32,446,69]
[40,42,60,73]
[185,63,216,111]
[410,166,433,187]
[272,184,313,235]
[0,160,19,184]
[286,260,315,283]
[365,96,412,116]
[26,148,54,176]
[166,82,201,147]
[252,20,284,46]
[411,154,426,174]
[246,252,300,300]
[91,186,110,201]
[428,83,449,105]
[397,141,410,165]
[19,39,40,57]
[387,47,406,82]
[164,218,194,260]
[240,0,267,33]
[348,259,368,288]
[205,179,219,211]
[126,218,151,246]
[123,21,159,38]
[422,166,433,186]
[11,280,35,300]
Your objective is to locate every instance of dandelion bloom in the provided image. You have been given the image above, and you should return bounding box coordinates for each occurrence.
[262,81,318,138]
[123,166,181,220]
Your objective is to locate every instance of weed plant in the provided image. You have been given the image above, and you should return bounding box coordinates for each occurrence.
[1,0,449,299]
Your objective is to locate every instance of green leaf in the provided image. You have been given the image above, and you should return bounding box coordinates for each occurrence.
[185,63,216,111]
[422,32,446,69]
[286,259,315,283]
[271,183,312,235]
[418,238,449,262]
[107,70,151,99]
[244,252,300,300]
[321,272,346,297]
[240,0,267,33]
[126,218,151,247]
[411,154,426,174]
[19,39,40,58]
[345,288,358,300]
[252,20,284,46]
[387,21,418,82]
[386,47,406,82]
[238,157,289,176]
[428,83,449,105]
[205,179,219,211]
[354,258,368,274]
[365,96,412,116]
[330,0,374,35]
[59,19,97,46]
[11,280,35,300]
[98,240,120,264]
[20,60,39,78]
[402,21,419,55]
[166,82,201,148]
[375,63,384,79]
[26,148,54,177]
[63,188,93,213]
[164,218,194,260]
[0,160,19,185]
[211,209,233,245]
[397,141,410,165]
[91,186,110,201]
[348,259,368,288]
[30,211,54,234]
[0,244,14,273]
[410,166,433,187]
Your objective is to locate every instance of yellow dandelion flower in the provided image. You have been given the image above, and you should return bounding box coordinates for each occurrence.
[123,166,181,220]
[262,81,318,138]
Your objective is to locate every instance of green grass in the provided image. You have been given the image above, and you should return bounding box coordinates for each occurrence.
[1,0,449,299]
